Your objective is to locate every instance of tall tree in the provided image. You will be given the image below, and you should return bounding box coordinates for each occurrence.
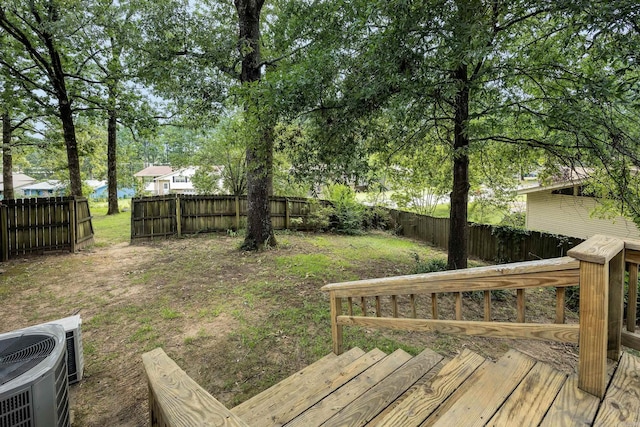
[0,1,84,196]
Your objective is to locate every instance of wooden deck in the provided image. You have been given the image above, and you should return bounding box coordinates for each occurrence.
[143,345,640,426]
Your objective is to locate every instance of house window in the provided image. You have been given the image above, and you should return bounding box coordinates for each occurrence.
[173,176,187,183]
[163,183,169,190]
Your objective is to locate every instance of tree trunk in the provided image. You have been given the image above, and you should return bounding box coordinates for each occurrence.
[107,88,119,214]
[235,0,276,250]
[59,100,83,197]
[2,112,14,200]
[448,62,470,270]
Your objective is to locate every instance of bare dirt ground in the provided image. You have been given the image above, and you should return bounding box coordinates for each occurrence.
[0,233,580,426]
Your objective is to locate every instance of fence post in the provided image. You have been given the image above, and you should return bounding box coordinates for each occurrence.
[68,198,76,253]
[0,205,8,261]
[235,196,240,230]
[568,234,624,398]
[175,195,182,237]
[285,197,290,229]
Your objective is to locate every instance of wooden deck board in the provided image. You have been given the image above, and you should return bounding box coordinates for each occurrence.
[593,352,640,426]
[371,349,485,427]
[539,374,601,427]
[321,348,443,427]
[422,349,536,427]
[237,348,381,426]
[487,362,567,426]
[231,347,365,423]
[286,349,413,427]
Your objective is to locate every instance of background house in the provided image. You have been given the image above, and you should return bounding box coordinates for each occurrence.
[21,181,61,197]
[518,174,640,240]
[134,165,173,195]
[148,167,197,195]
[0,173,37,199]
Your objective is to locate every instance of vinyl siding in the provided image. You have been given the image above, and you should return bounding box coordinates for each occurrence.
[526,190,640,239]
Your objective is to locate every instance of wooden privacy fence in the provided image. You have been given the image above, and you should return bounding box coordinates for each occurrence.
[387,209,584,262]
[130,195,324,240]
[0,197,94,261]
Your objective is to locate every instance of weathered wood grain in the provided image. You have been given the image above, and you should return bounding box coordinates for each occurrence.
[608,251,624,360]
[539,374,601,427]
[336,316,580,343]
[622,330,640,351]
[373,349,485,427]
[231,347,363,419]
[593,352,640,426]
[567,234,624,264]
[285,349,411,427]
[555,287,565,324]
[578,261,609,398]
[142,348,249,427]
[422,350,536,427]
[627,262,638,332]
[487,362,567,426]
[239,349,385,426]
[321,348,443,427]
[321,258,580,298]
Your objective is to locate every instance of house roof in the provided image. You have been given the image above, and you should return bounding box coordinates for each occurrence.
[154,167,197,181]
[0,173,37,190]
[134,165,173,178]
[21,181,61,191]
[517,168,591,195]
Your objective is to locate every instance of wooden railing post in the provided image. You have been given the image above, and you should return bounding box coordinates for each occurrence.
[568,234,624,398]
[329,291,343,355]
[607,251,624,361]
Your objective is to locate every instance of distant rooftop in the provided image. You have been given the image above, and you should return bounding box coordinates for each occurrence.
[134,165,173,178]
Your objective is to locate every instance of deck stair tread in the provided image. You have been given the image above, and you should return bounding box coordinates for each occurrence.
[593,351,640,426]
[372,348,485,427]
[231,346,370,425]
[487,361,567,426]
[421,349,537,427]
[539,374,600,427]
[285,349,414,427]
[229,346,361,418]
[319,347,443,427]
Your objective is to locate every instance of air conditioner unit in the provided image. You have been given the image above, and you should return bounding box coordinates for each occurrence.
[0,324,70,427]
[44,315,84,384]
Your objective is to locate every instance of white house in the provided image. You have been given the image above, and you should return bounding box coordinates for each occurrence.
[146,167,198,196]
[517,171,640,240]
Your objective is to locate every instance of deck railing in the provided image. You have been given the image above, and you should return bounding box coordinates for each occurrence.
[322,234,640,398]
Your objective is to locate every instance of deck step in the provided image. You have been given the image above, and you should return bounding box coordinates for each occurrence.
[231,347,377,425]
[321,347,444,427]
[422,349,537,427]
[593,351,640,426]
[286,348,414,426]
[372,348,485,427]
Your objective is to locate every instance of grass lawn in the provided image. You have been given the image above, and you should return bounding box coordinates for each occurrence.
[0,205,576,426]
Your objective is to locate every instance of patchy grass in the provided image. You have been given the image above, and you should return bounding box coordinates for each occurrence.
[0,217,580,426]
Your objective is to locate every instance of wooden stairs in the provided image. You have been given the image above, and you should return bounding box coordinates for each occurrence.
[143,345,640,426]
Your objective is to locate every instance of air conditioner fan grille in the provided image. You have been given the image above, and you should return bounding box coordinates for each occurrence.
[0,335,56,386]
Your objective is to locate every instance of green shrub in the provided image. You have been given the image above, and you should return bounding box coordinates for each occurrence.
[411,253,448,274]
[326,184,365,235]
[305,199,334,231]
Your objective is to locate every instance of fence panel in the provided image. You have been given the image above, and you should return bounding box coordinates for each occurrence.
[0,196,93,261]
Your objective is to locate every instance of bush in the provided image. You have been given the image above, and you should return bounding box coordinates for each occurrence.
[326,184,365,235]
[411,253,448,274]
[304,199,333,231]
[362,206,391,230]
